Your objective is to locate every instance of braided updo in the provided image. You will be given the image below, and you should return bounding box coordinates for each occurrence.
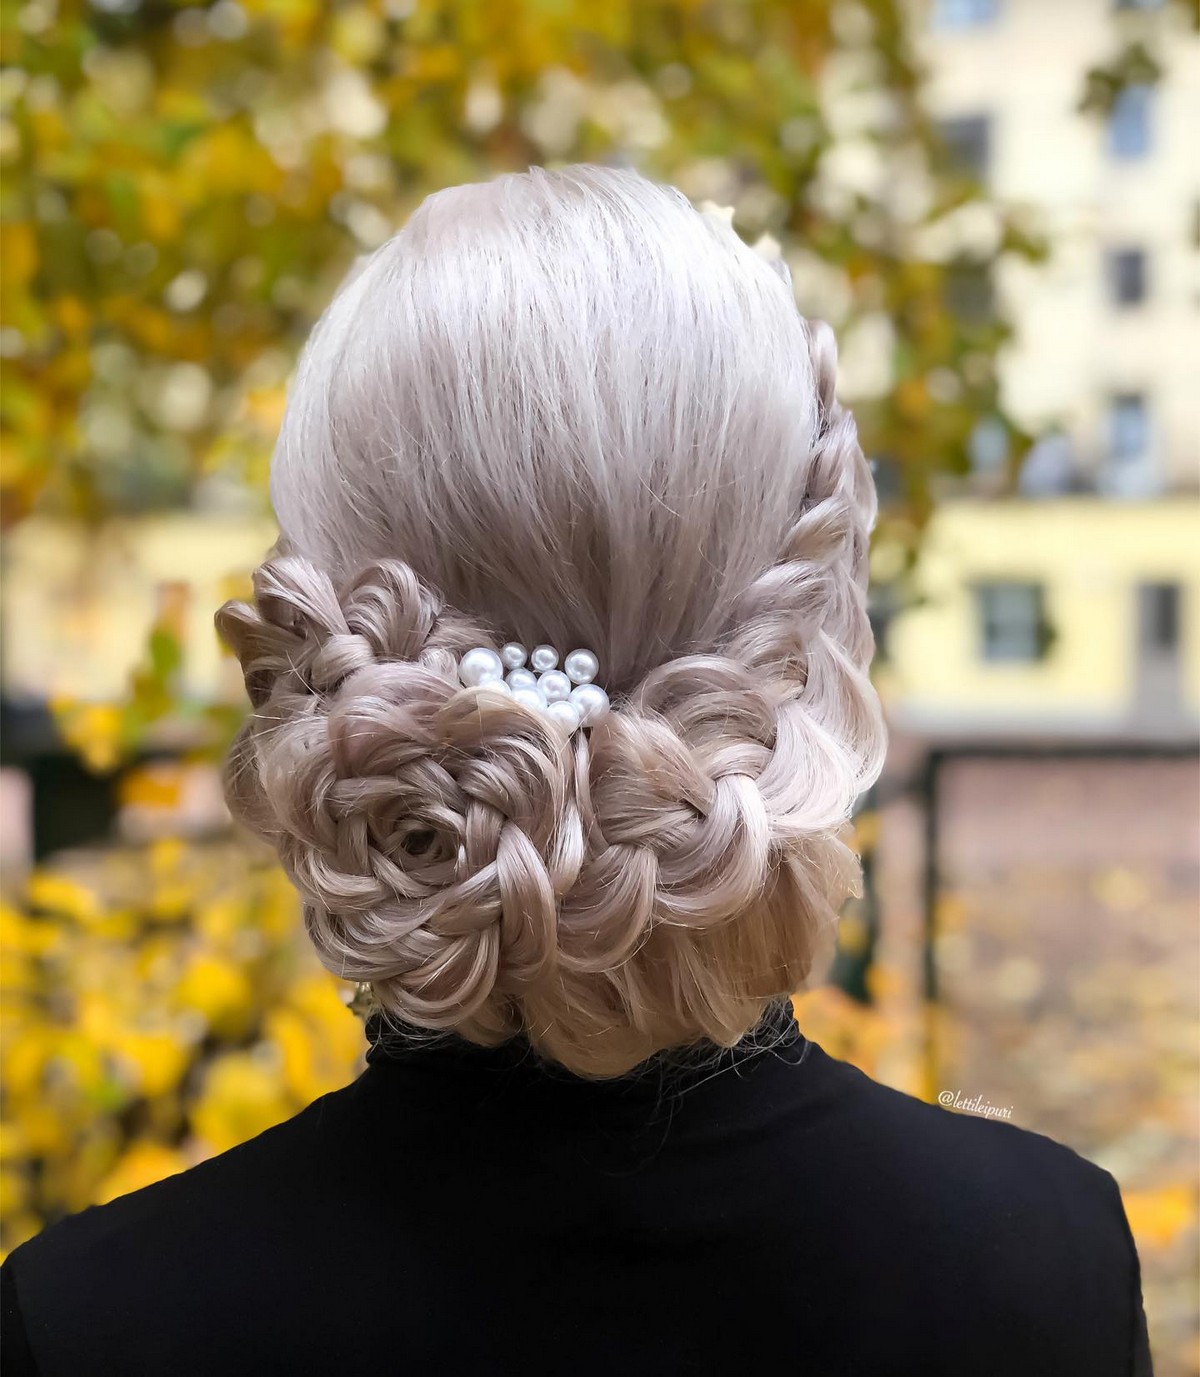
[217,164,887,1077]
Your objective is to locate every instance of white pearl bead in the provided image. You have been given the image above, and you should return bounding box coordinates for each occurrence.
[564,648,599,685]
[546,700,582,732]
[570,683,610,726]
[506,668,538,692]
[477,678,511,696]
[511,687,545,712]
[458,647,505,687]
[500,642,528,670]
[538,670,572,703]
[530,644,559,673]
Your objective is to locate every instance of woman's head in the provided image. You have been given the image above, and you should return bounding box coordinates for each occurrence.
[217,163,886,1077]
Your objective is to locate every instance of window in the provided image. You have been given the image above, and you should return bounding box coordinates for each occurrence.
[938,115,991,180]
[968,416,1008,474]
[1108,85,1152,160]
[932,0,999,27]
[1107,248,1147,305]
[1139,583,1180,652]
[944,260,994,322]
[975,583,1048,663]
[1018,432,1075,497]
[1110,393,1149,462]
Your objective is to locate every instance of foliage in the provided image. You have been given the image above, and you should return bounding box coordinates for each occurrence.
[2,0,1037,536]
[1077,1,1194,125]
[1,837,363,1254]
[1079,40,1163,118]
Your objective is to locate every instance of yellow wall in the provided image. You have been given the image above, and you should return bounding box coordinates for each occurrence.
[882,498,1200,727]
[5,502,1199,736]
[2,515,277,704]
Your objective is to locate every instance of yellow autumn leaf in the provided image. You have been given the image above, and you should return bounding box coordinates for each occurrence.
[94,1141,189,1206]
[836,912,870,958]
[174,953,255,1039]
[0,904,59,956]
[0,222,37,293]
[53,702,123,774]
[266,975,363,1100]
[26,872,104,925]
[1122,1184,1196,1251]
[0,1170,29,1220]
[1,1032,52,1100]
[149,837,187,877]
[53,295,90,340]
[113,1030,191,1098]
[119,766,185,811]
[190,1052,293,1155]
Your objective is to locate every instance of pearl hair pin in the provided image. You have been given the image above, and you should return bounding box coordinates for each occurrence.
[456,642,610,734]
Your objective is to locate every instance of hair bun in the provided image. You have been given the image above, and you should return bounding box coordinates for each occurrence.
[219,462,884,1078]
[217,167,888,1078]
[218,556,584,1035]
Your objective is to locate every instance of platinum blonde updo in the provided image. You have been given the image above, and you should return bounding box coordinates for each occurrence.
[217,163,887,1078]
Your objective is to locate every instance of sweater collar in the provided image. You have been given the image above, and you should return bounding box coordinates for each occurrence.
[362,997,806,1101]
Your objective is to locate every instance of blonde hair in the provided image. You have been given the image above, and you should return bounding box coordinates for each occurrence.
[217,164,887,1078]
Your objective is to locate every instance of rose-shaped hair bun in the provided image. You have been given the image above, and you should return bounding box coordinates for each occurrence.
[217,556,587,1037]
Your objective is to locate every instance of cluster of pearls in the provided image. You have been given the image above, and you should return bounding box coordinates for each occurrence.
[456,642,610,734]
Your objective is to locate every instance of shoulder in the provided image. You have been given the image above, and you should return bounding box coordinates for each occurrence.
[1,1078,362,1377]
[804,1041,1116,1191]
[779,1042,1149,1373]
[797,1040,1131,1241]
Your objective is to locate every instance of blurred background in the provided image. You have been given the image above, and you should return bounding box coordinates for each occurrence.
[1,0,1197,1369]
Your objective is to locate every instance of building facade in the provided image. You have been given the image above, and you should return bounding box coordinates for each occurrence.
[924,0,1199,497]
[881,0,1200,741]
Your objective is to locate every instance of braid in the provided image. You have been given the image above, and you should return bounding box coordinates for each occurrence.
[217,557,582,1038]
[514,318,886,1072]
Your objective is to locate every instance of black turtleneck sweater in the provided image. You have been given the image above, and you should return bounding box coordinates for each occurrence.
[0,1000,1152,1376]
